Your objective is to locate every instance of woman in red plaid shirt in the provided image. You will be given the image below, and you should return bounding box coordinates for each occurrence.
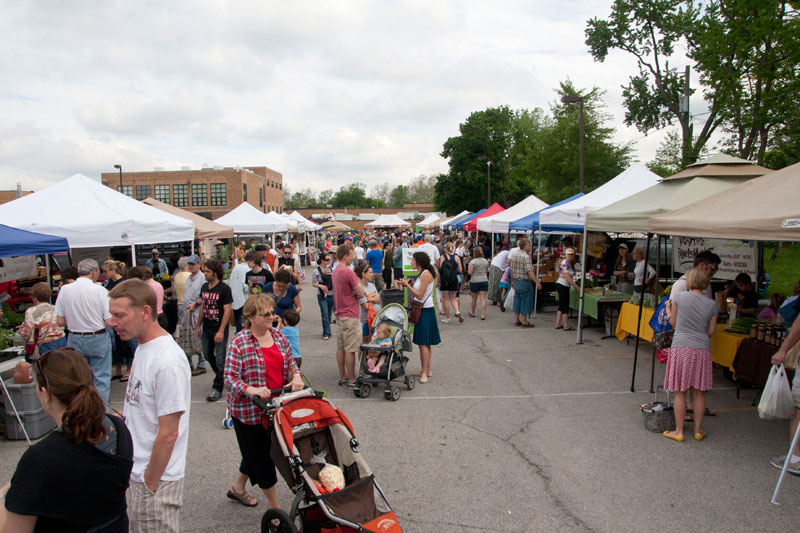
[224,294,304,508]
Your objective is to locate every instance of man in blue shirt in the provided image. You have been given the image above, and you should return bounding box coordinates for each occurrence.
[145,248,168,279]
[364,238,385,291]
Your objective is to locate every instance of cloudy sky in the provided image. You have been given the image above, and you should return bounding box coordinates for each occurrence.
[1,0,704,194]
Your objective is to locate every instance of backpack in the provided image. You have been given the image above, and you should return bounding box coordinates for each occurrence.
[440,254,458,286]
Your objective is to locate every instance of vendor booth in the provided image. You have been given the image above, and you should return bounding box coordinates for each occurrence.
[462,203,504,232]
[453,209,487,230]
[477,195,548,234]
[142,197,234,239]
[440,210,473,231]
[365,215,411,228]
[216,203,289,234]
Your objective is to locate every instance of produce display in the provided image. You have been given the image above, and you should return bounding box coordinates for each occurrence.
[726,317,757,334]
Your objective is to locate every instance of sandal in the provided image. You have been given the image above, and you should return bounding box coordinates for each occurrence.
[338,378,349,386]
[480,317,485,320]
[120,374,130,382]
[521,323,535,328]
[227,488,258,507]
[322,336,330,340]
[554,325,563,330]
[514,321,522,327]
[563,326,574,331]
[468,312,475,318]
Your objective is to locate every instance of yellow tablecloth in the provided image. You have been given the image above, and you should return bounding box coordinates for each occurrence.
[615,302,748,373]
[615,302,654,342]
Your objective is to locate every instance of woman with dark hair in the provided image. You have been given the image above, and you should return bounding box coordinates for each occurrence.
[311,252,336,340]
[0,348,133,532]
[263,269,302,319]
[382,241,394,288]
[355,262,382,341]
[395,251,440,383]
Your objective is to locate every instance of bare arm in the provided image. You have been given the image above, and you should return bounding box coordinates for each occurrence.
[56,315,66,328]
[352,281,368,309]
[293,294,303,314]
[215,303,232,343]
[707,315,718,337]
[773,323,800,365]
[666,300,677,328]
[144,412,183,492]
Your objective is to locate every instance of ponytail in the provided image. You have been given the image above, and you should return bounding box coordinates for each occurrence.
[33,348,107,445]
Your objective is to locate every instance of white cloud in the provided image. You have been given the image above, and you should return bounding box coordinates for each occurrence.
[0,0,702,195]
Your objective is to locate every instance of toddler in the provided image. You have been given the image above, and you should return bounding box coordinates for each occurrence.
[366,323,393,373]
[281,309,302,368]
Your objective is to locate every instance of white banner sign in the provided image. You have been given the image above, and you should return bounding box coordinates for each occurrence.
[0,256,37,283]
[402,247,436,272]
[672,237,757,281]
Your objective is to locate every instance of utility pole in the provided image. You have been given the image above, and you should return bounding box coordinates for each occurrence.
[487,160,492,207]
[680,65,693,165]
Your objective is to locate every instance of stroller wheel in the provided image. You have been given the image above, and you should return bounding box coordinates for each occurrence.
[359,384,371,398]
[384,385,401,401]
[353,386,362,398]
[261,508,298,533]
[404,375,415,391]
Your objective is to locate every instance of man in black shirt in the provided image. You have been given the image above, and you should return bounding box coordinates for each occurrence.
[726,272,759,316]
[195,260,233,402]
[244,250,274,294]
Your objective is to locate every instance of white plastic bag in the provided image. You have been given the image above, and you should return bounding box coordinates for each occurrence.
[758,364,796,420]
[504,287,515,310]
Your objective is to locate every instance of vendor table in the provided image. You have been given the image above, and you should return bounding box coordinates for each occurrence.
[569,287,629,320]
[732,338,778,386]
[614,303,749,373]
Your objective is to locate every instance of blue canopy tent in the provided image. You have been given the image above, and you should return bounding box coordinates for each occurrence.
[453,209,486,230]
[0,224,70,258]
[508,193,584,231]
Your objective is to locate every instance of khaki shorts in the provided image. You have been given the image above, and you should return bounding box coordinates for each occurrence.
[336,317,362,354]
[793,369,800,409]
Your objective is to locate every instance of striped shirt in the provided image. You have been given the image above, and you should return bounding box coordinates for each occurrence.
[224,328,300,425]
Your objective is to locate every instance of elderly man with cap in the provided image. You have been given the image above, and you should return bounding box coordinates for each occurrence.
[175,254,207,375]
[215,240,230,270]
[54,258,113,403]
[146,248,169,280]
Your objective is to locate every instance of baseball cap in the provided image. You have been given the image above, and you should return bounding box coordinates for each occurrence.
[617,243,628,250]
[368,239,377,246]
[187,254,201,264]
[565,248,576,255]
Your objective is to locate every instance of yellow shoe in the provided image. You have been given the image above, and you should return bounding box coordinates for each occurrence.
[663,431,684,442]
[694,431,706,441]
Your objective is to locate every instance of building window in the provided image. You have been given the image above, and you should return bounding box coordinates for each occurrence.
[259,187,263,207]
[135,185,151,201]
[210,183,226,206]
[154,184,170,203]
[192,184,208,206]
[243,183,247,202]
[117,185,133,197]
[173,184,188,207]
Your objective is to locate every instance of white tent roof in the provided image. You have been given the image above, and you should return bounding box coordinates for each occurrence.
[365,214,411,227]
[538,164,661,230]
[417,213,442,228]
[216,203,289,234]
[477,195,549,233]
[0,174,194,248]
[439,210,471,230]
[288,211,322,231]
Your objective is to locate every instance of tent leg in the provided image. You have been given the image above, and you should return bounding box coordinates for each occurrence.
[191,239,195,256]
[630,232,652,392]
[533,232,541,319]
[576,230,589,344]
[0,377,31,445]
[771,413,800,504]
[130,245,136,266]
[650,234,661,393]
[46,254,52,288]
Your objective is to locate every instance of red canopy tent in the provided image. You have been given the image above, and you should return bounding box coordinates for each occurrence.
[462,203,505,232]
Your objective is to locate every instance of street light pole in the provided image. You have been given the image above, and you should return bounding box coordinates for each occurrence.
[560,95,584,193]
[114,164,122,192]
[487,160,491,207]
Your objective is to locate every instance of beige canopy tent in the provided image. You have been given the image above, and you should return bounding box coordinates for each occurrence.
[664,153,771,180]
[650,161,800,241]
[320,220,352,231]
[142,198,234,239]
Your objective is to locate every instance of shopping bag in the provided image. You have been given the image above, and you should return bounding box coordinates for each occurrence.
[758,364,796,420]
[504,287,515,309]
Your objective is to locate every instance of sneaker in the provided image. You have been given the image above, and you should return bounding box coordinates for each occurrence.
[770,455,800,476]
[441,318,451,324]
[206,389,223,402]
[192,367,207,376]
[456,312,464,323]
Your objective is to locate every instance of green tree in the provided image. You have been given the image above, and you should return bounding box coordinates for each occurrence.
[317,189,333,207]
[585,0,718,166]
[330,183,380,208]
[525,82,633,202]
[284,187,317,209]
[647,129,709,177]
[407,174,438,204]
[370,183,392,206]
[388,184,411,207]
[692,1,800,164]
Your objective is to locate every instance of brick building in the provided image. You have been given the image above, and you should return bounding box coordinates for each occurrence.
[0,190,33,205]
[100,166,283,220]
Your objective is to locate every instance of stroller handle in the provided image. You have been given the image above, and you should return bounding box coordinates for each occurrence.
[250,387,294,410]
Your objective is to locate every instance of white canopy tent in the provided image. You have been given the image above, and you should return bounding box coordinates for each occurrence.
[0,174,194,248]
[417,213,443,228]
[365,214,411,228]
[439,210,472,230]
[216,203,289,234]
[477,194,549,233]
[538,164,661,231]
[289,211,322,231]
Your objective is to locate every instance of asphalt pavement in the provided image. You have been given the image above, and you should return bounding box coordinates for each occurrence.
[2,269,799,532]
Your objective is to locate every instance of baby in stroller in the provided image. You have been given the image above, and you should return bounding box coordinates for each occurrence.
[366,323,393,373]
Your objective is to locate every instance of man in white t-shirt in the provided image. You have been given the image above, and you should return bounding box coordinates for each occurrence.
[669,250,721,301]
[353,242,365,263]
[109,279,191,533]
[55,258,113,403]
[419,235,441,263]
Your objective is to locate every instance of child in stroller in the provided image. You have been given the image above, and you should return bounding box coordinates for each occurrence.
[354,303,415,401]
[365,323,393,373]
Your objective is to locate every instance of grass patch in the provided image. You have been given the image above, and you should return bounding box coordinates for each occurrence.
[763,243,800,297]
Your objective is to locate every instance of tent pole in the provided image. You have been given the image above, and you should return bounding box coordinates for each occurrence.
[130,245,136,266]
[46,254,52,288]
[191,239,195,256]
[491,232,495,257]
[630,232,652,392]
[533,231,541,319]
[650,234,661,393]
[576,229,589,344]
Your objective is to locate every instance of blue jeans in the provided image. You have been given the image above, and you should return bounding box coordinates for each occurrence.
[67,333,112,404]
[201,323,228,392]
[39,336,67,356]
[317,294,335,337]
